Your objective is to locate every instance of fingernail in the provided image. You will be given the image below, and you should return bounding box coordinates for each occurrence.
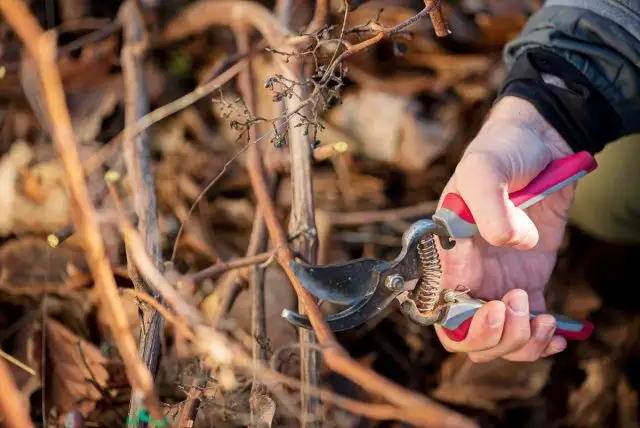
[552,339,567,352]
[508,291,528,316]
[533,323,555,341]
[486,306,505,329]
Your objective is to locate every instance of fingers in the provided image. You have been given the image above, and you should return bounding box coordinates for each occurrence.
[503,314,565,362]
[436,290,567,363]
[454,153,539,250]
[466,289,531,363]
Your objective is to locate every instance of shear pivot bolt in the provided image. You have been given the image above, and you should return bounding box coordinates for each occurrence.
[385,274,404,291]
[443,290,456,302]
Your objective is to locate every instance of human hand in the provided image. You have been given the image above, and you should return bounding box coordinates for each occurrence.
[434,96,576,363]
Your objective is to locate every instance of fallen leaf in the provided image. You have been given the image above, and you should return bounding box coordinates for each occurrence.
[324,90,455,172]
[432,354,552,412]
[46,318,109,418]
[617,375,639,428]
[563,282,602,321]
[0,141,34,236]
[0,237,89,298]
[567,357,618,427]
[251,394,276,428]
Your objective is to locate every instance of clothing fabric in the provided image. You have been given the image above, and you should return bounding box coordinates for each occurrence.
[497,1,640,155]
[496,0,640,243]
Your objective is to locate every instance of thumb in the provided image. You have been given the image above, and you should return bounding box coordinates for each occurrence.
[454,153,539,250]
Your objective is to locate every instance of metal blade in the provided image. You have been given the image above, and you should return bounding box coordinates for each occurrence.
[281,281,403,331]
[288,258,383,305]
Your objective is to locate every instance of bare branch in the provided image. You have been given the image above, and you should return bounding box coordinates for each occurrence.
[118,1,165,424]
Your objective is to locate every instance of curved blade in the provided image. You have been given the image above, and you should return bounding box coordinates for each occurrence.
[289,258,383,305]
[281,284,402,331]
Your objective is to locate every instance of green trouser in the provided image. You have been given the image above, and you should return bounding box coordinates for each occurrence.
[568,134,640,245]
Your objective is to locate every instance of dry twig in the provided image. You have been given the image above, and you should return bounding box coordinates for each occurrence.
[118,1,166,424]
[233,26,277,424]
[187,251,273,283]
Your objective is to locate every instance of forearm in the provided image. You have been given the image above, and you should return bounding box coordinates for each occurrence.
[496,0,640,155]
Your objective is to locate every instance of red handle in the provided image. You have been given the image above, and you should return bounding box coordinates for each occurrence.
[435,151,597,238]
[443,311,594,342]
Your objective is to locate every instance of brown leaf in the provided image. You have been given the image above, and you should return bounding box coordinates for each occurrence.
[0,237,89,298]
[617,375,639,428]
[46,318,109,418]
[0,137,79,237]
[567,357,618,427]
[432,354,552,412]
[324,90,454,172]
[562,282,602,321]
[0,141,34,236]
[251,394,276,428]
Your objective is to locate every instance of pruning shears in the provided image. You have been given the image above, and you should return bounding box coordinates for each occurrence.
[282,151,597,342]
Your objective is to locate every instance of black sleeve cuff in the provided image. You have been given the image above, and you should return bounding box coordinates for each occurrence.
[496,48,623,155]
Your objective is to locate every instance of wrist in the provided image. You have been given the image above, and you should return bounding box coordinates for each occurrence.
[490,96,574,158]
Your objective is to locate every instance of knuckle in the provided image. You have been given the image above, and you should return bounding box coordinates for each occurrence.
[485,223,519,247]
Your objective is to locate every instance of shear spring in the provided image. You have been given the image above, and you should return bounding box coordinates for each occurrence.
[414,235,442,312]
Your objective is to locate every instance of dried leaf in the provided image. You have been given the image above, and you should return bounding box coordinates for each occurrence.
[432,354,552,412]
[617,375,639,428]
[324,90,454,172]
[251,395,276,428]
[0,139,74,237]
[567,357,618,427]
[46,318,109,418]
[0,237,89,297]
[0,141,34,236]
[563,282,602,321]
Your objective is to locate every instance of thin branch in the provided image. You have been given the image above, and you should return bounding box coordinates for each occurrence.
[305,0,329,34]
[329,200,439,226]
[0,357,34,428]
[280,40,323,428]
[187,252,273,283]
[425,0,451,37]
[132,56,250,141]
[118,2,165,424]
[0,349,36,376]
[0,0,165,421]
[234,25,279,425]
